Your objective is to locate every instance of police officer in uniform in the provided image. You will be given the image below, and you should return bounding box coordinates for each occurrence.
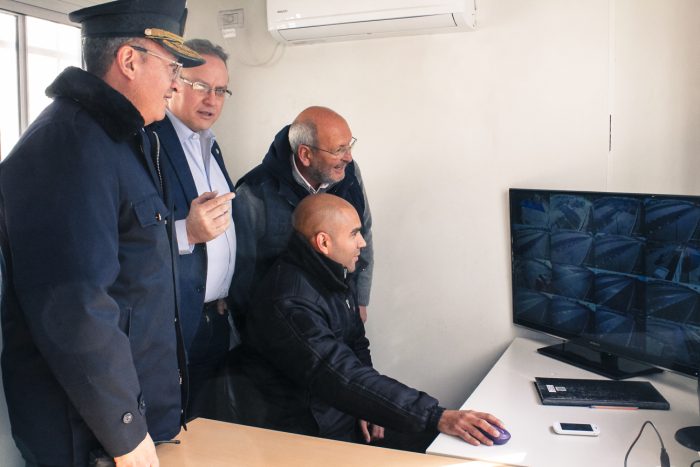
[0,1,204,465]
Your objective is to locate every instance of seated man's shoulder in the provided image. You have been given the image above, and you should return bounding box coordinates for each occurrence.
[261,260,326,307]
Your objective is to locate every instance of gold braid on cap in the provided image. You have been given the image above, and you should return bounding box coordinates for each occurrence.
[144,28,184,43]
[144,28,201,61]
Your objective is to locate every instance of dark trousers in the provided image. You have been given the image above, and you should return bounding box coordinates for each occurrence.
[352,426,439,454]
[186,300,231,421]
[368,428,439,453]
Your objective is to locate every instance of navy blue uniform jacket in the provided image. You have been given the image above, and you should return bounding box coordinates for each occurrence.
[149,116,235,352]
[0,67,185,466]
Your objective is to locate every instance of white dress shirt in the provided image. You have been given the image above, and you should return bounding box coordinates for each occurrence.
[168,110,236,303]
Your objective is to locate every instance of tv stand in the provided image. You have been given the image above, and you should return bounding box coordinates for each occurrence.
[675,426,700,451]
[537,341,662,380]
[675,375,700,451]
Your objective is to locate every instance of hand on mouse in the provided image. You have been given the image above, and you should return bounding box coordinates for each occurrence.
[437,409,505,446]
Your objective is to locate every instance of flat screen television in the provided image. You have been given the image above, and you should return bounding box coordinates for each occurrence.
[509,188,700,380]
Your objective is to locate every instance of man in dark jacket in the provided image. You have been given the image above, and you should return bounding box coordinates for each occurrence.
[232,106,374,327]
[238,194,505,450]
[0,1,204,465]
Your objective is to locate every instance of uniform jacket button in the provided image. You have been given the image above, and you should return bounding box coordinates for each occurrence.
[122,412,134,424]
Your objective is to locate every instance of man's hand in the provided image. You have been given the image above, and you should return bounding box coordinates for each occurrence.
[437,409,504,446]
[114,433,159,467]
[359,305,368,323]
[358,419,385,443]
[186,191,236,244]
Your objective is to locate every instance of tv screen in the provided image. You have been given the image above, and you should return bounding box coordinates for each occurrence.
[510,188,700,378]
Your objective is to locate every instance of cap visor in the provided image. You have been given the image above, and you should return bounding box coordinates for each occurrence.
[159,39,205,67]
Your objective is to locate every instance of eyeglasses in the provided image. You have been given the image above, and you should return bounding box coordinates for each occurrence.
[180,77,232,98]
[129,45,183,81]
[306,137,357,158]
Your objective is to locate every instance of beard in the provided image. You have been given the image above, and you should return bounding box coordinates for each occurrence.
[308,161,346,186]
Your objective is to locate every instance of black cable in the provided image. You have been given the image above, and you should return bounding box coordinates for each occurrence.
[690,460,700,467]
[624,420,670,467]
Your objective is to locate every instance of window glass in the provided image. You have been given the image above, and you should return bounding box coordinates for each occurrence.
[26,16,81,125]
[0,12,19,160]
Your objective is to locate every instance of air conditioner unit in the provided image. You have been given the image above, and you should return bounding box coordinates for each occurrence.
[267,0,476,45]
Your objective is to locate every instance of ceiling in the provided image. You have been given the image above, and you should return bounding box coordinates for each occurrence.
[11,0,105,15]
[0,0,107,24]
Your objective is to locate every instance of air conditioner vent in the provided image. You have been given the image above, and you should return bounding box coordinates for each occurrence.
[268,0,476,44]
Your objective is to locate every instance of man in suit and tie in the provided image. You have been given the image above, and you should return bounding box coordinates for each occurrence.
[150,39,236,420]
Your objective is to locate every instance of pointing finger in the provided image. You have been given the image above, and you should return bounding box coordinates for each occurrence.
[201,192,235,210]
[191,191,218,205]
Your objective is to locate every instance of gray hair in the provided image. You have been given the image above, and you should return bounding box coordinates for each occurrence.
[183,39,229,66]
[288,120,318,156]
[82,36,134,78]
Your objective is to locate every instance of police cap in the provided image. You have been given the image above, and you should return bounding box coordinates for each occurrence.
[69,0,204,67]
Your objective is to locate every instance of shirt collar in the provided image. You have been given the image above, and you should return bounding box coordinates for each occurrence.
[291,153,330,194]
[166,109,216,143]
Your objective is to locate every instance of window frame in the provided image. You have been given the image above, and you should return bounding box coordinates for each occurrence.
[0,1,77,27]
[0,1,80,149]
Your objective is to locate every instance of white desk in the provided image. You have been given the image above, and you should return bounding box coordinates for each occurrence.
[427,337,699,467]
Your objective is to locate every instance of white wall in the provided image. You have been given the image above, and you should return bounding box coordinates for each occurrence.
[609,0,700,194]
[187,0,613,407]
[186,0,699,408]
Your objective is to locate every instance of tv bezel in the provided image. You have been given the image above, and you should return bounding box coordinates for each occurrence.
[509,187,700,379]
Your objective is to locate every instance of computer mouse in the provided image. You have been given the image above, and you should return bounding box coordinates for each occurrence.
[477,425,511,445]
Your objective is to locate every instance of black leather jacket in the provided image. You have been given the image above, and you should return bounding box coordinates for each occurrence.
[239,232,444,441]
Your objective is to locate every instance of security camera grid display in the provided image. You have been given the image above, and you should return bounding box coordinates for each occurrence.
[510,189,700,375]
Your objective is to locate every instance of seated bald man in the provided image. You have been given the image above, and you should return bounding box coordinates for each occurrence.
[236,193,506,451]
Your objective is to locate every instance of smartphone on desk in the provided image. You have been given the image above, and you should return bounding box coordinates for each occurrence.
[552,422,600,436]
